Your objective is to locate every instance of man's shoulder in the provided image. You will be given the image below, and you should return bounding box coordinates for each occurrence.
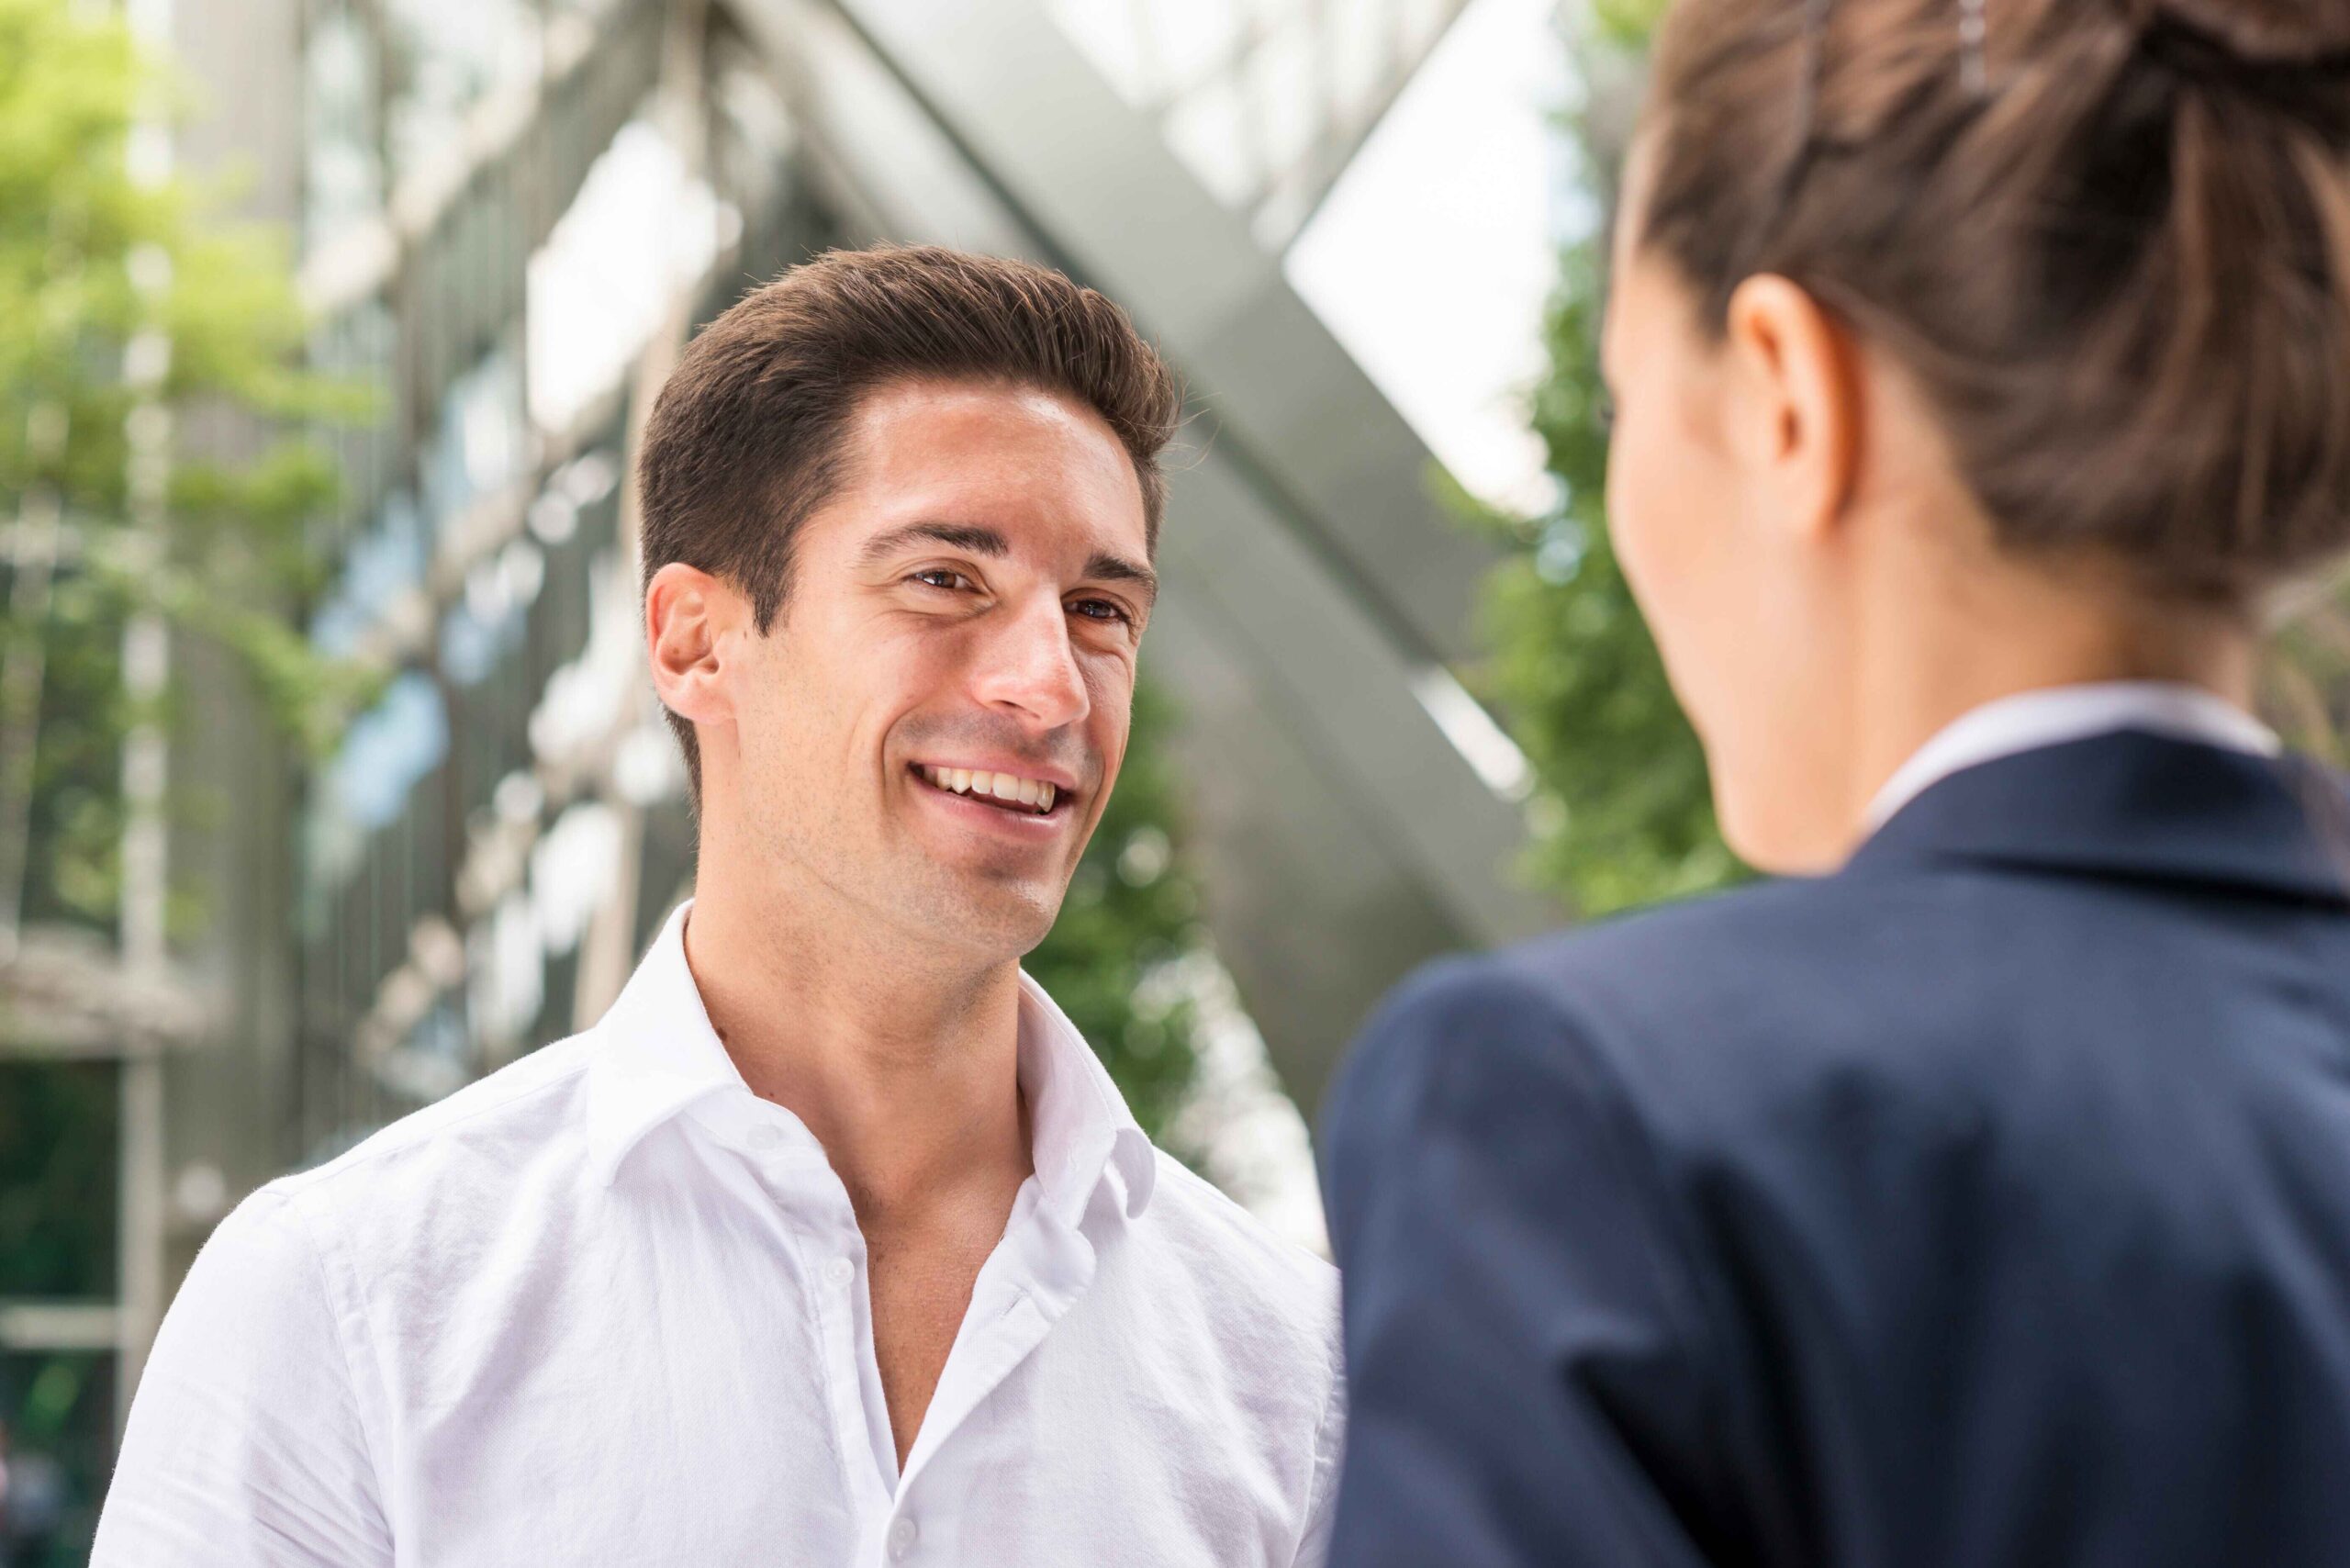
[268,1029,604,1215]
[1126,1151,1339,1354]
[1140,1151,1337,1292]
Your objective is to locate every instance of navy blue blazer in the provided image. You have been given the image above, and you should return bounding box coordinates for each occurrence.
[1321,731,2350,1568]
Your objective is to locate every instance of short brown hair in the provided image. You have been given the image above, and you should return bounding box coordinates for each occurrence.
[636,244,1182,801]
[1639,0,2350,600]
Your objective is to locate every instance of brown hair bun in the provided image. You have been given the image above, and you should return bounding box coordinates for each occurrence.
[1640,0,2350,603]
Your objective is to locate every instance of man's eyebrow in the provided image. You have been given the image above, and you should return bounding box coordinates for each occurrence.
[1085,551,1158,602]
[857,521,1010,566]
[860,522,1156,600]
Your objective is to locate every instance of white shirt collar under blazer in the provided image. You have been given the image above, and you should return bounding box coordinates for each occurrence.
[1864,680,2283,834]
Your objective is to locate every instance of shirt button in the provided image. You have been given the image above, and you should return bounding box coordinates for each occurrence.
[827,1258,854,1288]
[747,1125,785,1152]
[888,1517,919,1560]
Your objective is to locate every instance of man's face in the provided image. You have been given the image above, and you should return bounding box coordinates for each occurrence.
[711,378,1156,960]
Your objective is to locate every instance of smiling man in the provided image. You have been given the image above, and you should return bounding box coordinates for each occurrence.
[95,247,1343,1567]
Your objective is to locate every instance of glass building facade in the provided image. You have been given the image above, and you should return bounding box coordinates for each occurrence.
[289,0,831,1155]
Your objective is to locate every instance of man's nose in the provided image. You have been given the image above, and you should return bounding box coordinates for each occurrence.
[972,595,1089,731]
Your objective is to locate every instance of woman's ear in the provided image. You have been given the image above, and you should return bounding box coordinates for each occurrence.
[1724,274,1863,548]
[644,562,740,734]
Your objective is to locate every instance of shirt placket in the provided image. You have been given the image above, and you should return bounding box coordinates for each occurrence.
[821,1230,898,1530]
[878,1187,1101,1568]
[739,1119,900,1536]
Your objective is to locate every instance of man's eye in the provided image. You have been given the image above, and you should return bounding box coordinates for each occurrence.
[910,569,969,591]
[1070,599,1131,625]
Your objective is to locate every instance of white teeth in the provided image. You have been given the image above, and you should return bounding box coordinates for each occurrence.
[919,766,1058,812]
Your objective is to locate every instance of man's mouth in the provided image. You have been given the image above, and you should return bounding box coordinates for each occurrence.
[912,764,1064,818]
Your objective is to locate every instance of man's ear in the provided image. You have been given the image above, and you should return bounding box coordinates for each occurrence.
[1724,274,1863,548]
[645,563,741,733]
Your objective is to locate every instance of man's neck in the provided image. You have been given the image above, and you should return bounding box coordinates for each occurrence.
[680,882,1032,1219]
[681,865,1042,1467]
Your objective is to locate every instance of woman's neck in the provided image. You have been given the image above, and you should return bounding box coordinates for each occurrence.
[1841,544,2261,853]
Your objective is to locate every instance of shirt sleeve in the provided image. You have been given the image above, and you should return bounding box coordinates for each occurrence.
[1289,1338,1348,1568]
[92,1183,393,1567]
[1319,958,1734,1568]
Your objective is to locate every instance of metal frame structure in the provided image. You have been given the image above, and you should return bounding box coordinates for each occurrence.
[1046,0,1478,248]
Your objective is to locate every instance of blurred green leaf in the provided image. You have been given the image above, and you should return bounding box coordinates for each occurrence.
[1456,8,1740,919]
[0,0,365,937]
[1024,680,1204,1143]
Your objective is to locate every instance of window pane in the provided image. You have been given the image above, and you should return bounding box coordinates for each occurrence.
[2,1349,116,1567]
[0,1062,118,1300]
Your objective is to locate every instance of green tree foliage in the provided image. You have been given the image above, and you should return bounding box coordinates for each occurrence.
[1589,0,1671,47]
[1467,251,1739,918]
[1024,680,1203,1142]
[1458,6,1737,920]
[0,0,366,937]
[2267,590,2350,766]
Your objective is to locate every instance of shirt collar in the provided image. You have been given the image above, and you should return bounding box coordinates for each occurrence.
[581,902,747,1187]
[1864,680,2280,834]
[583,902,1157,1222]
[1012,967,1159,1225]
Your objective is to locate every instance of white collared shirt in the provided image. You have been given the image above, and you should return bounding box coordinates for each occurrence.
[1864,680,2282,832]
[95,903,1344,1568]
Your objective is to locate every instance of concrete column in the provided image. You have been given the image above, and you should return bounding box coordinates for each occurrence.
[143,0,308,1359]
